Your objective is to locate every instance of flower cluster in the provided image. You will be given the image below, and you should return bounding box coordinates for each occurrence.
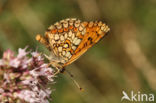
[0,48,54,103]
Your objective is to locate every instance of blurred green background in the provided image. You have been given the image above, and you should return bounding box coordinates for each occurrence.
[0,0,156,103]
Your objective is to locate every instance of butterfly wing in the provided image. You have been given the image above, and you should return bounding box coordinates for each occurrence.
[63,21,110,66]
[44,18,85,64]
[39,18,109,67]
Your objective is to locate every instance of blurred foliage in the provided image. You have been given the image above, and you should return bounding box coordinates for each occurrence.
[0,0,156,103]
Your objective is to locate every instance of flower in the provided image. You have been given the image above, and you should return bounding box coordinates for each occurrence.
[0,48,54,103]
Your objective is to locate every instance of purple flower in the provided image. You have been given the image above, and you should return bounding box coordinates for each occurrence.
[0,47,54,103]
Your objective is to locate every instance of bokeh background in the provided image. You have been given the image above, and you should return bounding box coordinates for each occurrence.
[0,0,156,103]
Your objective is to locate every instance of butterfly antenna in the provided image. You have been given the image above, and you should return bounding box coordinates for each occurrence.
[65,70,83,91]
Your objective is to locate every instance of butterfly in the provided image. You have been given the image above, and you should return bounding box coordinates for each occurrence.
[36,18,110,74]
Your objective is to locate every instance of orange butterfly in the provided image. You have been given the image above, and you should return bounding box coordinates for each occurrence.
[36,18,110,74]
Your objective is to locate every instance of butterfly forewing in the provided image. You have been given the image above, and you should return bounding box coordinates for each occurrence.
[64,21,110,66]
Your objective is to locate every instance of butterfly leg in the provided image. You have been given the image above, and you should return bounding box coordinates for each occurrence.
[44,54,62,76]
[47,61,61,76]
[44,54,52,61]
[53,67,60,76]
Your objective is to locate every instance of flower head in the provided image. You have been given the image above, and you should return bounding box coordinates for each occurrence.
[0,48,54,103]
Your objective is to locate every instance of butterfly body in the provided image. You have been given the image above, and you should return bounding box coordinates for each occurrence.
[36,18,110,70]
